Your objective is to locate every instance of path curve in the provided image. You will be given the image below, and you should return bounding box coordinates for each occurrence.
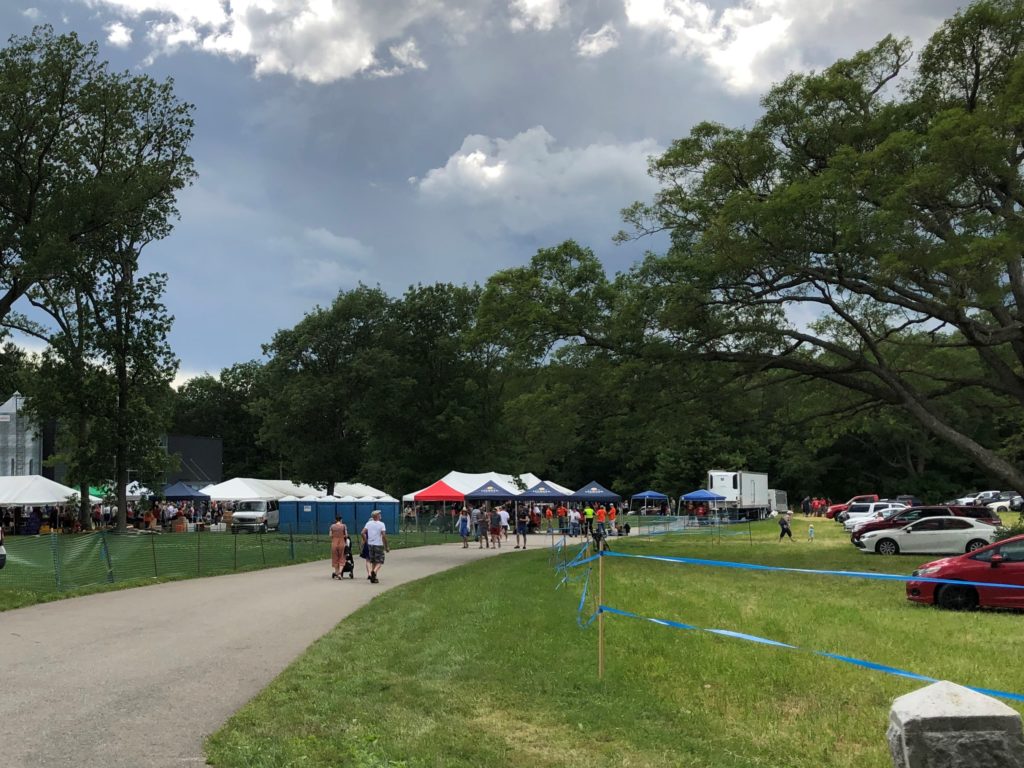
[0,542,504,768]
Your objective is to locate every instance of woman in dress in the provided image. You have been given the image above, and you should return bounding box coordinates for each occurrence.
[457,507,471,548]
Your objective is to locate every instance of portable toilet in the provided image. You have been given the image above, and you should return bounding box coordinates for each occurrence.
[296,495,319,534]
[376,496,400,534]
[335,495,358,532]
[278,495,299,532]
[316,496,339,536]
[355,498,378,533]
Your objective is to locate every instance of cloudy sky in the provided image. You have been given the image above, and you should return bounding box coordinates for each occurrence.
[5,0,965,379]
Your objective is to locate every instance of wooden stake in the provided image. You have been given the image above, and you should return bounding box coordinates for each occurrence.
[598,548,605,680]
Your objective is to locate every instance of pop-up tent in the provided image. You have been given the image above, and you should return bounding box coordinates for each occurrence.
[464,481,518,501]
[0,475,93,506]
[631,490,668,501]
[680,489,727,503]
[412,479,464,502]
[403,470,541,502]
[202,478,325,502]
[573,481,621,503]
[518,482,571,503]
[162,481,210,502]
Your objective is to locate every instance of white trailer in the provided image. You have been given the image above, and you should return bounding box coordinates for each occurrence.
[707,470,771,519]
[769,489,789,515]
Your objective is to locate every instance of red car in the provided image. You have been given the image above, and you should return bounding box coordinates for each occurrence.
[826,494,879,519]
[851,505,1001,546]
[907,534,1024,610]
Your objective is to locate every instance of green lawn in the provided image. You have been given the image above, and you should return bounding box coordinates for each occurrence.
[206,516,1024,768]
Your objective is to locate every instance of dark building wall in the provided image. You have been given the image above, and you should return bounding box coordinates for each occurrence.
[166,435,223,485]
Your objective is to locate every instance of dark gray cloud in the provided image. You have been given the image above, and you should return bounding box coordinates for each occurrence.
[1,0,966,378]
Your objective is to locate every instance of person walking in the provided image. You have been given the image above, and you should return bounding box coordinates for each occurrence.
[807,523,815,542]
[330,515,349,580]
[595,504,607,537]
[457,508,471,548]
[476,506,490,549]
[801,496,811,517]
[362,509,389,583]
[583,504,595,538]
[568,508,581,538]
[778,512,794,542]
[515,506,529,549]
[498,505,510,541]
[489,507,502,549]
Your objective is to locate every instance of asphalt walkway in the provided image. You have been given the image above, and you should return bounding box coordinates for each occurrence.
[0,541,504,768]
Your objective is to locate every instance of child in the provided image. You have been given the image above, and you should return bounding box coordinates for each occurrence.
[807,523,815,542]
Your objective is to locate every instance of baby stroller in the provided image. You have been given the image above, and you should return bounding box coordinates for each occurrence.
[341,536,355,579]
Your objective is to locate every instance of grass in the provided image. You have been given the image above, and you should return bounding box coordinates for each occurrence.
[0,528,467,612]
[205,516,1024,768]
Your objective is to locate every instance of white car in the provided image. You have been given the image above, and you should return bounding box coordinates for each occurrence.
[842,502,906,532]
[858,516,996,556]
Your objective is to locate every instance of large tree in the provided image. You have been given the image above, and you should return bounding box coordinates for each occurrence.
[611,0,1024,492]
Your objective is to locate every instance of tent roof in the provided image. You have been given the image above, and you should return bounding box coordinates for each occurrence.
[0,475,95,506]
[464,481,519,500]
[403,470,541,501]
[631,490,669,500]
[573,481,621,502]
[518,482,570,501]
[681,489,727,501]
[202,478,325,502]
[163,481,210,500]
[413,480,464,502]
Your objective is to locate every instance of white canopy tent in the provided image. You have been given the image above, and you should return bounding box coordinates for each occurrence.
[0,475,100,506]
[402,471,543,502]
[202,478,326,502]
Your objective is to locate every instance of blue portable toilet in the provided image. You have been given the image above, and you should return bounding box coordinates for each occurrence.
[335,496,358,532]
[376,497,400,534]
[316,496,339,536]
[296,496,319,534]
[278,496,299,532]
[355,499,378,533]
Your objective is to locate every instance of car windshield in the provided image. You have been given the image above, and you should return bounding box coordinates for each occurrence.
[881,508,903,519]
[235,501,265,513]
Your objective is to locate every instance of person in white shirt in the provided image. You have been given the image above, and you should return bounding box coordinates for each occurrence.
[498,506,510,541]
[361,509,389,584]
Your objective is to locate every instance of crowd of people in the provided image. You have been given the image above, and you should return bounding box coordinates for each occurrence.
[0,499,237,535]
[799,497,833,516]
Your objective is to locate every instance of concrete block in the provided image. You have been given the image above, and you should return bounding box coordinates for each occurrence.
[888,681,1024,768]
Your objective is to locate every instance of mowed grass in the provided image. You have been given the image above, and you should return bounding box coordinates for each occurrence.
[206,518,1024,768]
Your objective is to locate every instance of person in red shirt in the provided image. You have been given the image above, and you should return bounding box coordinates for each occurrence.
[595,505,607,536]
[608,504,617,533]
[544,505,554,533]
[557,505,568,534]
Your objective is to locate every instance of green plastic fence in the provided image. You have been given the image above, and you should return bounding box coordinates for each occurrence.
[0,527,468,594]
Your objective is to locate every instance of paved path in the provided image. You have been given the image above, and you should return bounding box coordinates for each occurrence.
[0,542,505,768]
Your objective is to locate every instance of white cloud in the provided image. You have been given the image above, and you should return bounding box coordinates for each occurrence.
[22,8,42,19]
[509,0,563,31]
[576,23,619,58]
[105,21,134,47]
[415,126,661,236]
[80,0,476,83]
[275,227,374,295]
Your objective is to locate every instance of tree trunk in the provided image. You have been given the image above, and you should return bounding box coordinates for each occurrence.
[79,480,91,528]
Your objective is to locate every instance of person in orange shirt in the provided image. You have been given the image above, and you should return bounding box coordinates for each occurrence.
[544,505,554,533]
[557,505,567,534]
[595,505,607,536]
[608,504,617,533]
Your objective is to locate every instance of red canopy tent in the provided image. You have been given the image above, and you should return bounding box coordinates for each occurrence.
[413,480,464,502]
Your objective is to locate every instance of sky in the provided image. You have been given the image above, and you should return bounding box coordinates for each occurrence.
[3,0,966,382]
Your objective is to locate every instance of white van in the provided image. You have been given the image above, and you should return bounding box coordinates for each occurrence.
[230,500,279,533]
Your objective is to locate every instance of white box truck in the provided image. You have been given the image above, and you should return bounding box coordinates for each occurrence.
[707,470,771,519]
[769,489,789,516]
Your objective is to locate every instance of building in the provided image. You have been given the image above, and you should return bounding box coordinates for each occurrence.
[0,392,222,485]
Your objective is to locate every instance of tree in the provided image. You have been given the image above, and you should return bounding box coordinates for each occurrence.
[0,26,195,323]
[613,0,1024,493]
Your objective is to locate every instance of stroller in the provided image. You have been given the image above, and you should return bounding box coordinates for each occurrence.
[340,536,355,579]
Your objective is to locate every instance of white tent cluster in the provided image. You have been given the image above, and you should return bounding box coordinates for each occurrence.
[402,470,572,501]
[202,477,393,503]
[0,476,101,506]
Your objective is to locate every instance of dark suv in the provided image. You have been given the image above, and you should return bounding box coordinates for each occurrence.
[851,505,1002,547]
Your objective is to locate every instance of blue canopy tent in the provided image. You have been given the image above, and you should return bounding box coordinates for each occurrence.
[573,481,621,503]
[680,489,726,502]
[518,482,570,503]
[464,481,519,502]
[163,482,210,502]
[630,489,669,515]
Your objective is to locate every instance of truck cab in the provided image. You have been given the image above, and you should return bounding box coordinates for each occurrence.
[230,500,279,533]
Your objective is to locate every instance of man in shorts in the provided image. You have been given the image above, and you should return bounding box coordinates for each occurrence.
[515,506,529,549]
[362,509,389,583]
[489,507,502,549]
[498,505,510,541]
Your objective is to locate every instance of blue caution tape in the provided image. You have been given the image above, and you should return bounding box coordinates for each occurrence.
[576,568,598,628]
[598,551,1024,591]
[599,605,1024,703]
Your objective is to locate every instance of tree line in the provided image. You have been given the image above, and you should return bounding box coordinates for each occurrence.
[3,2,1024,511]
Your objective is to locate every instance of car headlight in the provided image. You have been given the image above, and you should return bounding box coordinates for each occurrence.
[912,566,942,577]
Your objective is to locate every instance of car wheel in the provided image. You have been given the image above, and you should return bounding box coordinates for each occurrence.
[875,538,899,555]
[965,539,988,553]
[936,584,979,611]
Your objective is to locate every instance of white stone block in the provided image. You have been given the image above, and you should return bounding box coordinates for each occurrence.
[888,681,1024,768]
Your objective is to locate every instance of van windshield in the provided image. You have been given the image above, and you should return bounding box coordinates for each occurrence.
[235,501,266,513]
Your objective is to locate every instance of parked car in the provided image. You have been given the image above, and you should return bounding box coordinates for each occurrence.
[851,505,1002,546]
[856,516,996,555]
[895,495,925,507]
[906,534,1024,610]
[841,502,906,531]
[826,494,879,519]
[988,492,1023,514]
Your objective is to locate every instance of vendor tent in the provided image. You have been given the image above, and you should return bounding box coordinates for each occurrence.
[403,470,541,502]
[412,480,464,502]
[680,489,727,502]
[573,481,621,503]
[518,482,571,502]
[202,478,325,502]
[631,490,669,501]
[464,481,518,501]
[0,475,93,506]
[162,481,210,501]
